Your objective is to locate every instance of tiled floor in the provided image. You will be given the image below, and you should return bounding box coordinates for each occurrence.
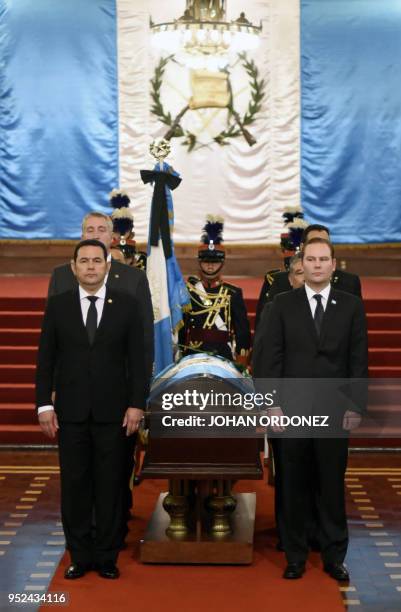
[343,455,401,610]
[0,452,62,610]
[0,450,400,611]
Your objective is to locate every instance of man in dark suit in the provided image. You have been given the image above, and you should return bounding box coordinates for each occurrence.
[253,238,368,581]
[48,212,154,379]
[256,240,360,551]
[36,239,149,579]
[48,211,154,511]
[255,224,362,327]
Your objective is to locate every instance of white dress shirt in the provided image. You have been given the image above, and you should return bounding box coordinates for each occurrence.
[78,284,106,325]
[38,284,106,415]
[304,283,331,317]
[104,252,111,283]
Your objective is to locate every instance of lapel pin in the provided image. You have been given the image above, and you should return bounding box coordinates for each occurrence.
[108,298,113,304]
[331,299,337,304]
[114,274,119,279]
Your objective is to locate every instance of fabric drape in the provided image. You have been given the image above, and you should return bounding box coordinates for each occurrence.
[301,0,401,243]
[0,0,118,239]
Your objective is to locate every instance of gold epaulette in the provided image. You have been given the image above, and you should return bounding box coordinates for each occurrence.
[265,268,281,285]
[134,252,147,271]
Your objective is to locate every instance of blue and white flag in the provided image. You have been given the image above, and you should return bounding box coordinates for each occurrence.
[141,162,190,376]
[1,0,401,244]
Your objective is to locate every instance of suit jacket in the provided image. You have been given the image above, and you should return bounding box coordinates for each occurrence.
[36,288,149,423]
[48,259,154,379]
[270,268,361,303]
[253,287,368,419]
[255,268,362,330]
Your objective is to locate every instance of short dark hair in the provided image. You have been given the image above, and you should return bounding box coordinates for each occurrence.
[301,237,335,259]
[302,224,330,243]
[73,239,108,262]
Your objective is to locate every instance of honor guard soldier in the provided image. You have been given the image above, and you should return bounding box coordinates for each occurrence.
[180,216,251,366]
[255,206,307,328]
[109,189,147,271]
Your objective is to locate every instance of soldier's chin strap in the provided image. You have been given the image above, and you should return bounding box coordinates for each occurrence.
[200,272,223,287]
[199,262,225,286]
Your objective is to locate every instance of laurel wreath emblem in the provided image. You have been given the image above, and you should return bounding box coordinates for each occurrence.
[150,53,265,152]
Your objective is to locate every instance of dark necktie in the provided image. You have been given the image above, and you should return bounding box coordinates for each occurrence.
[86,296,98,344]
[313,294,324,336]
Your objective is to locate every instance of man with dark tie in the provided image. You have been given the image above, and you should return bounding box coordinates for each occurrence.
[255,224,362,328]
[48,211,153,379]
[253,237,368,581]
[48,211,154,515]
[36,239,149,580]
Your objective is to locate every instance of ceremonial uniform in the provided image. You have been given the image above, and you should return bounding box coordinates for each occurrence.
[255,268,280,328]
[180,216,251,365]
[131,250,147,271]
[181,275,251,362]
[255,206,307,329]
[109,188,147,271]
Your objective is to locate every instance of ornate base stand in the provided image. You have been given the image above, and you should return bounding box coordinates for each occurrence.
[205,479,237,536]
[140,481,255,564]
[162,479,193,537]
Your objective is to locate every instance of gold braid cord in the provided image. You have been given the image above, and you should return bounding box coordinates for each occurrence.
[183,282,234,353]
[187,283,232,331]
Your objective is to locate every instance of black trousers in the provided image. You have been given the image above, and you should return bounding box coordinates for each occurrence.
[278,437,349,565]
[58,420,126,566]
[123,433,137,513]
[270,438,284,543]
[272,438,320,547]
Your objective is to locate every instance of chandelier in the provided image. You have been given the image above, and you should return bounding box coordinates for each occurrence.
[150,1,262,70]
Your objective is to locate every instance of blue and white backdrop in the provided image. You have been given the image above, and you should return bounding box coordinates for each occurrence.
[1,0,401,243]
